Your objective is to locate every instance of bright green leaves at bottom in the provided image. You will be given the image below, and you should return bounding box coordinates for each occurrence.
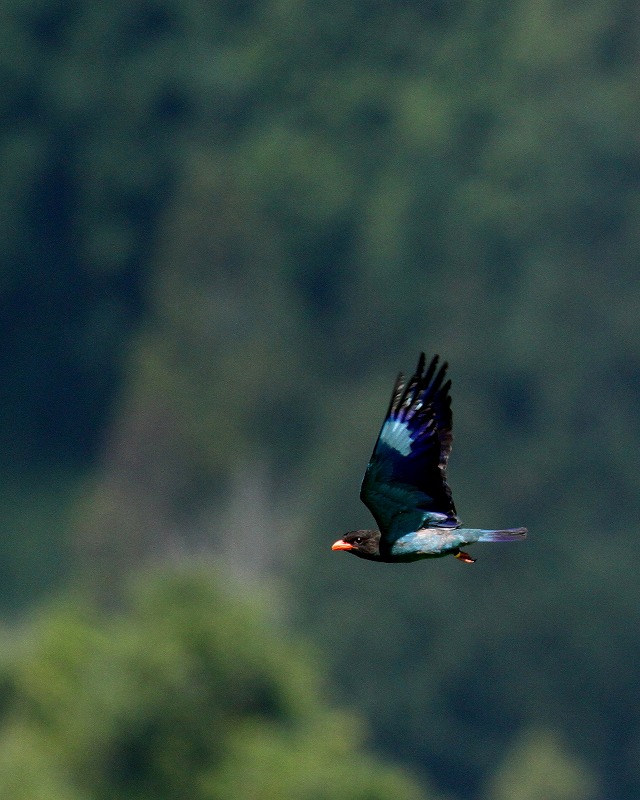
[484,727,598,800]
[0,567,431,800]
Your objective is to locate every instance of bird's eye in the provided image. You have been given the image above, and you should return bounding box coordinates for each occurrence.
[353,537,363,545]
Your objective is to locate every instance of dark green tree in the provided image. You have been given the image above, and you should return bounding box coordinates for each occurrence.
[3,0,640,798]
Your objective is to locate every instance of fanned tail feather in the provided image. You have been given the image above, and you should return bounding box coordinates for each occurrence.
[477,527,528,542]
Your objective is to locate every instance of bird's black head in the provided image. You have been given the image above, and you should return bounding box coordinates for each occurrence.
[331,530,381,561]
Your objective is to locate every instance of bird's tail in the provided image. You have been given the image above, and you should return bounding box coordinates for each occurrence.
[476,527,528,542]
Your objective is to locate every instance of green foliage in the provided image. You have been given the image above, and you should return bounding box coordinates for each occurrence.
[0,568,430,800]
[2,0,640,798]
[484,727,597,800]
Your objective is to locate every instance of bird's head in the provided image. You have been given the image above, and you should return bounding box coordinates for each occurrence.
[331,530,381,560]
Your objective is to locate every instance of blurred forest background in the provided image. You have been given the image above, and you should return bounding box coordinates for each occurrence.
[1,0,639,798]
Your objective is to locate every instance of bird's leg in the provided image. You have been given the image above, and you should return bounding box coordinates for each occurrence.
[453,548,476,563]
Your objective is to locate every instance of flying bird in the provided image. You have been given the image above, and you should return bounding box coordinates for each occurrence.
[332,353,527,563]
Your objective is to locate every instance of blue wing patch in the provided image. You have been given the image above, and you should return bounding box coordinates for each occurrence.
[379,418,413,455]
[360,354,458,546]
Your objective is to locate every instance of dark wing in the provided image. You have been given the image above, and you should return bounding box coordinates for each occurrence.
[360,353,458,543]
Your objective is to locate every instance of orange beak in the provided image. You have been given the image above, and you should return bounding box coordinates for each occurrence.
[331,539,354,551]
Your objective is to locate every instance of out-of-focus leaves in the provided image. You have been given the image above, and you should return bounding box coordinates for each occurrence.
[483,727,597,800]
[2,0,640,798]
[0,568,432,800]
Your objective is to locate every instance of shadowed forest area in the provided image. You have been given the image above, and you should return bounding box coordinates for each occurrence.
[1,0,640,798]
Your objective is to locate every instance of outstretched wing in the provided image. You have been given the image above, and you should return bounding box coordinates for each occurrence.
[360,353,458,543]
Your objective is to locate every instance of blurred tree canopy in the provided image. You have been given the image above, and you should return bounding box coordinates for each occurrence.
[484,727,597,800]
[1,0,640,798]
[0,568,432,800]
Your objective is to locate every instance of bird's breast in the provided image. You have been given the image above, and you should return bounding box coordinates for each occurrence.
[390,527,463,560]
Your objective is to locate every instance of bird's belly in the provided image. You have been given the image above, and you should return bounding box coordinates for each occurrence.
[390,528,461,561]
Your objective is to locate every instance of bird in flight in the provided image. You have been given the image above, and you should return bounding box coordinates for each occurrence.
[332,353,527,563]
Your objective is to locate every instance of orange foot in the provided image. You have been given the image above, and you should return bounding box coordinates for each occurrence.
[454,548,476,563]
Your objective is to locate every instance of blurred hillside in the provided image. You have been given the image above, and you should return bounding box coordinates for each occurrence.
[1,0,639,798]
